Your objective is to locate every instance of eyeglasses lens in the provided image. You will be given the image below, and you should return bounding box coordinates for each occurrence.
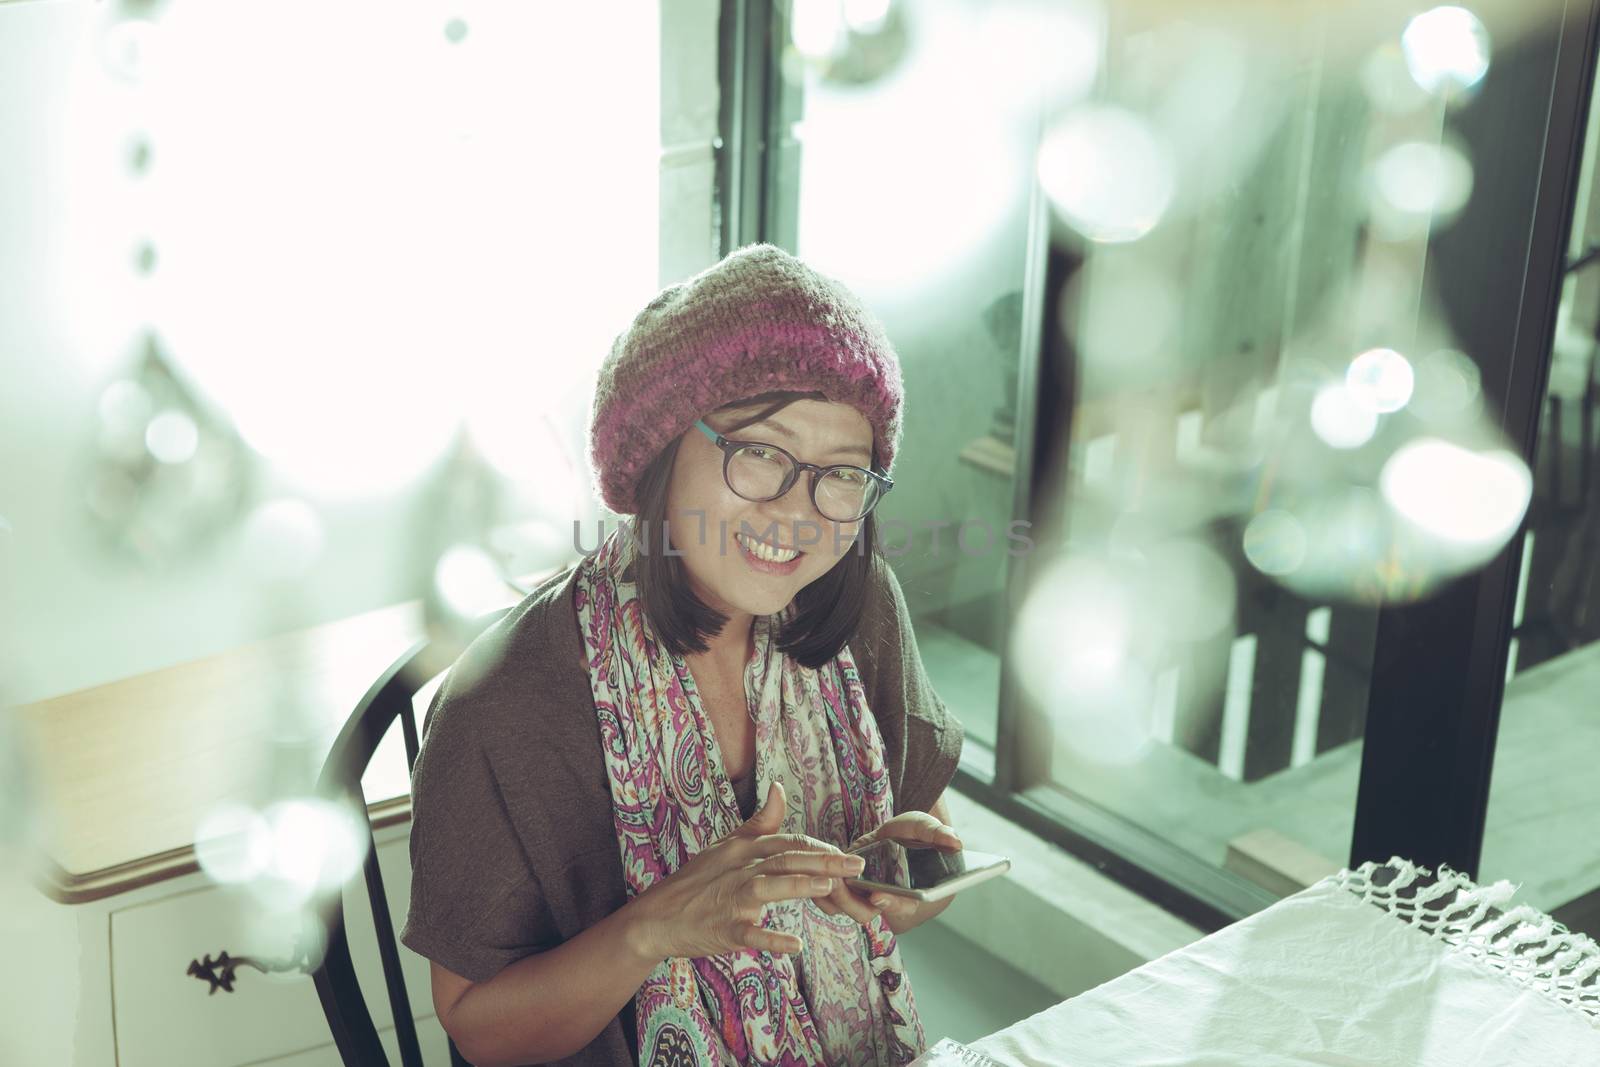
[727,445,878,522]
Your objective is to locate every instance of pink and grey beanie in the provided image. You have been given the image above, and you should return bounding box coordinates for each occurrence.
[588,242,905,516]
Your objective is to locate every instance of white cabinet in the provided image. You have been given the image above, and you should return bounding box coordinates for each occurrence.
[264,1021,454,1067]
[112,879,328,1067]
[8,558,488,1067]
[87,823,450,1067]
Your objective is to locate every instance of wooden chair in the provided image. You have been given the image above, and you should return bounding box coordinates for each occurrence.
[307,607,510,1067]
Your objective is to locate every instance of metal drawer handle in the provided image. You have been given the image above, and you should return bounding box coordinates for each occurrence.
[187,942,312,995]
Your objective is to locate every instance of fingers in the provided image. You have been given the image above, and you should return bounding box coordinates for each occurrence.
[867,890,920,921]
[738,781,786,834]
[755,850,865,879]
[864,814,963,852]
[923,824,963,851]
[846,831,877,853]
[718,832,833,870]
[735,921,802,955]
[827,878,887,926]
[746,833,844,860]
[893,813,961,850]
[746,873,838,905]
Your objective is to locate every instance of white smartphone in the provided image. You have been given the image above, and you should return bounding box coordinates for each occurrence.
[843,838,1010,902]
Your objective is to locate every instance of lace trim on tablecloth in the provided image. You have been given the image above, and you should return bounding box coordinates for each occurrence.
[1331,856,1600,1026]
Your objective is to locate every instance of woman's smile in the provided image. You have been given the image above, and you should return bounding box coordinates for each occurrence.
[735,531,806,574]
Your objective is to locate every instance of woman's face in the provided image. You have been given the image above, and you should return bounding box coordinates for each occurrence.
[664,399,874,621]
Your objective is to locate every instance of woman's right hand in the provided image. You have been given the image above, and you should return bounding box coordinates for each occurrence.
[626,780,865,960]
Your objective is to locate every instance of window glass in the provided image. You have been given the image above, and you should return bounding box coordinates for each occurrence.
[779,0,1046,764]
[1031,4,1526,896]
[3,3,662,704]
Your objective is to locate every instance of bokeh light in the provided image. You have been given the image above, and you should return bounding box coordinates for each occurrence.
[1369,140,1474,236]
[197,795,368,906]
[195,802,274,885]
[843,0,892,34]
[238,902,331,976]
[1409,348,1483,422]
[1012,536,1241,768]
[1014,555,1138,709]
[1243,509,1310,577]
[1345,347,1416,414]
[792,0,846,61]
[1255,485,1395,600]
[1055,694,1158,766]
[1075,254,1181,388]
[81,334,255,570]
[1310,383,1379,449]
[1380,438,1532,546]
[1401,5,1491,94]
[262,798,367,896]
[434,542,512,621]
[144,408,199,464]
[1247,336,1530,603]
[974,0,1103,112]
[1039,105,1174,243]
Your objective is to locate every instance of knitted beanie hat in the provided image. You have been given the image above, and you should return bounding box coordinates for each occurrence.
[588,243,905,516]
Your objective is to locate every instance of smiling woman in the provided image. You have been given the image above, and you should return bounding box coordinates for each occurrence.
[400,243,966,1067]
[626,391,887,671]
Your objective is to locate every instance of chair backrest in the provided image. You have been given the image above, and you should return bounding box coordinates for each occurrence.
[308,606,511,1067]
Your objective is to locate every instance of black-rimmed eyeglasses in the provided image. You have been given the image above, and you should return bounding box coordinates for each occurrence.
[693,418,893,523]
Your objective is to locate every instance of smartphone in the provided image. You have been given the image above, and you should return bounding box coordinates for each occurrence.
[843,839,1010,902]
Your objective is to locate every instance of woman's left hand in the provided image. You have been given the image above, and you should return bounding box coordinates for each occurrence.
[847,810,962,855]
[811,810,961,927]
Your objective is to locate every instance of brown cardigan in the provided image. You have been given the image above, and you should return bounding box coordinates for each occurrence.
[400,553,965,1066]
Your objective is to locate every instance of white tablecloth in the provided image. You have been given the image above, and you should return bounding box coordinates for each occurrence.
[969,858,1600,1066]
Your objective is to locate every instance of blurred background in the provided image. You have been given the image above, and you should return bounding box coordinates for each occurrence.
[3,0,1598,1063]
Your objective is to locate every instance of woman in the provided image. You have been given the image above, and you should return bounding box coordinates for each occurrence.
[401,243,967,1066]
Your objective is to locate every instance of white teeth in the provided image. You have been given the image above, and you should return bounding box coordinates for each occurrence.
[739,534,799,563]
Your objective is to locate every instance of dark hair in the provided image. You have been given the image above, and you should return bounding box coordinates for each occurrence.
[629,390,881,670]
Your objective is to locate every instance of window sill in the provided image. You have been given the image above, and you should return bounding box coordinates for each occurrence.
[926,789,1203,1001]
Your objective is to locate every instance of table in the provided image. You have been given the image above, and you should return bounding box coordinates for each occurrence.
[969,857,1600,1066]
[12,598,429,903]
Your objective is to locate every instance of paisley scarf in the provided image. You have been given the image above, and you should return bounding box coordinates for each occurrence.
[574,519,927,1066]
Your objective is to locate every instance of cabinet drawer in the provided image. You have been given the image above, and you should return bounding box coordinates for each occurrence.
[258,1016,455,1067]
[111,829,435,1067]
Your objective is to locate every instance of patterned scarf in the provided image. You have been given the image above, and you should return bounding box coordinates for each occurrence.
[573,520,927,1066]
